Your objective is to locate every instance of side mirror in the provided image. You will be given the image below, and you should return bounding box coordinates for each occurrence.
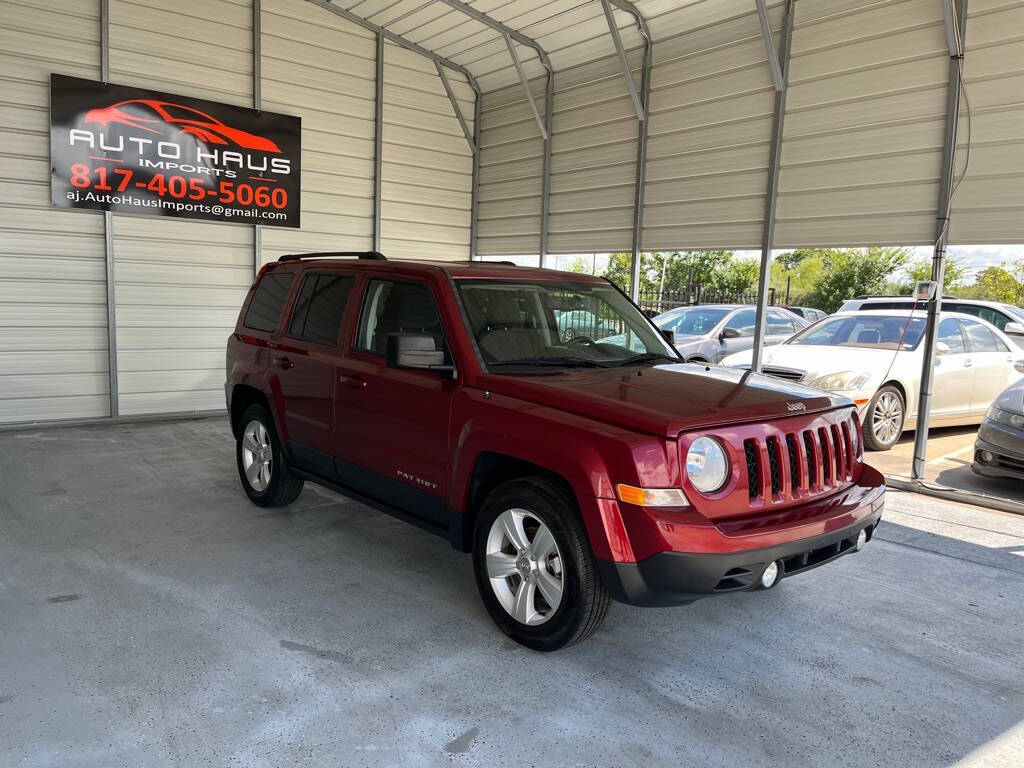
[720,327,741,341]
[1003,321,1024,336]
[660,329,675,345]
[386,333,452,375]
[936,341,951,356]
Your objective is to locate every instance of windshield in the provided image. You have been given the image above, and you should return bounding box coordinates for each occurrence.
[456,279,678,370]
[789,315,926,350]
[657,307,729,336]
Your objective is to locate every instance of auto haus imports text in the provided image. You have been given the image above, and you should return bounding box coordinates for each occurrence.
[66,130,292,178]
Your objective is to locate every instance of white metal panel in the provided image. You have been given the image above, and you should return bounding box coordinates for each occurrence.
[774,0,949,247]
[262,0,376,261]
[108,0,254,416]
[380,40,473,260]
[0,0,109,424]
[477,75,546,256]
[641,2,779,251]
[949,0,1024,243]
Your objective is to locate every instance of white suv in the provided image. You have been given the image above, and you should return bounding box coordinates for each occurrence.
[839,297,1024,349]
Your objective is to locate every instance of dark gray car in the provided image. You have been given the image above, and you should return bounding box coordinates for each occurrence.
[972,378,1024,481]
[654,304,809,364]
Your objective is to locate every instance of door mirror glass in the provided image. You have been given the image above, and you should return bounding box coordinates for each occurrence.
[720,327,741,340]
[386,333,452,374]
[1003,321,1024,335]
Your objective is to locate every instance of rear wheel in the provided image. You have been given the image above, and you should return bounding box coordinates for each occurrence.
[236,403,304,507]
[864,385,905,451]
[472,477,610,651]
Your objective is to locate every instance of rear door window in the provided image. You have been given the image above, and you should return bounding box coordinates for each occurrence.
[767,309,797,335]
[287,273,354,346]
[962,318,1008,352]
[244,272,294,333]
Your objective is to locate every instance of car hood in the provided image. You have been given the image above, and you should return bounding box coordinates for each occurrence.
[995,377,1024,414]
[481,363,847,437]
[722,344,906,382]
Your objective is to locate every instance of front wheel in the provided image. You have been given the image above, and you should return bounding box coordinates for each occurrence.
[864,385,905,451]
[236,403,304,507]
[472,477,610,651]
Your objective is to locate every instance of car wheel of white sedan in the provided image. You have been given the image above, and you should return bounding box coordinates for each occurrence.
[864,385,905,452]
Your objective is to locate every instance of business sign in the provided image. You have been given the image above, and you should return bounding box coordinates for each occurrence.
[50,74,301,227]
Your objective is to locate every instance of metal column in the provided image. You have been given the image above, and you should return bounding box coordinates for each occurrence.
[750,0,794,374]
[374,31,384,252]
[540,68,553,268]
[101,0,118,418]
[253,0,262,278]
[912,0,969,479]
[470,90,482,260]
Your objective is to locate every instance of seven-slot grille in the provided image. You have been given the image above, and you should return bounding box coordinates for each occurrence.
[743,412,859,505]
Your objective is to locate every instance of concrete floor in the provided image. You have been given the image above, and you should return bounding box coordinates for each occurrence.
[868,424,1024,505]
[1,419,1023,768]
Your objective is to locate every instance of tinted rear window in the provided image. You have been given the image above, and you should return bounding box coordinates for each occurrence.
[288,274,354,346]
[244,273,294,332]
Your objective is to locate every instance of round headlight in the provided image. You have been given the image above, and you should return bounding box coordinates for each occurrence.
[686,437,729,494]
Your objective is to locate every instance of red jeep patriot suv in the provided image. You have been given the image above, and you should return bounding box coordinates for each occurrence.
[226,252,885,650]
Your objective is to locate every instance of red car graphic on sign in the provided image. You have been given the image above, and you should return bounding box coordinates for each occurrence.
[84,99,281,152]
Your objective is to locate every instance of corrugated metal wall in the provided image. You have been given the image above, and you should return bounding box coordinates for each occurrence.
[477,75,546,257]
[380,40,474,260]
[0,0,110,423]
[642,1,781,251]
[949,0,1024,244]
[108,0,255,415]
[260,0,376,262]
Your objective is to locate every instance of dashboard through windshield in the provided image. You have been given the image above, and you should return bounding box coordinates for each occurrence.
[455,279,678,371]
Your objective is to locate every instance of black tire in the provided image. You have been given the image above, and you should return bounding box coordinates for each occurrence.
[472,477,611,651]
[863,385,905,452]
[235,403,304,507]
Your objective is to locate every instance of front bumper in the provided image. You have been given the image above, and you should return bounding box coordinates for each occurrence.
[596,479,885,607]
[972,421,1024,481]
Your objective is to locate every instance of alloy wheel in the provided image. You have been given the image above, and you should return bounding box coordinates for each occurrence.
[241,419,273,492]
[872,391,903,446]
[485,508,564,626]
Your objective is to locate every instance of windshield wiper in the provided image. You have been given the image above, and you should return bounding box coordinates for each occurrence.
[489,357,611,368]
[611,353,680,367]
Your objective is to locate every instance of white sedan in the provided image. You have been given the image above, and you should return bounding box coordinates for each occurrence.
[722,310,1024,451]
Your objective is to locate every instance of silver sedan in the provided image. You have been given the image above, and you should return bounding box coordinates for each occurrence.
[653,304,809,364]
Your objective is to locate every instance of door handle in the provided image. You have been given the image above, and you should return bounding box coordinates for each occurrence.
[272,356,294,370]
[964,358,973,368]
[340,374,367,389]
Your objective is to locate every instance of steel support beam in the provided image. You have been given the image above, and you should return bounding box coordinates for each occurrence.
[374,31,384,252]
[470,92,482,259]
[941,0,962,57]
[435,61,476,153]
[611,2,652,299]
[101,0,118,418]
[599,0,644,121]
[306,0,481,95]
[504,34,548,140]
[754,0,784,91]
[253,0,262,279]
[750,0,794,374]
[431,0,554,265]
[912,0,968,480]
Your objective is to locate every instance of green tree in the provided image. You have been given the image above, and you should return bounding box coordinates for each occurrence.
[806,247,911,312]
[900,256,967,294]
[969,265,1024,304]
[711,257,760,294]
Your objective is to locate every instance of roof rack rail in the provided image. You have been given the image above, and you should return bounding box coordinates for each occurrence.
[493,260,518,266]
[277,251,386,263]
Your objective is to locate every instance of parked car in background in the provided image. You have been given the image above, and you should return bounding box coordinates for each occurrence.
[973,378,1024,481]
[785,306,828,322]
[226,255,885,650]
[608,304,809,363]
[722,310,1024,451]
[840,296,1024,349]
[553,308,615,343]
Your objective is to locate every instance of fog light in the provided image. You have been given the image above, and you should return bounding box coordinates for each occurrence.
[855,529,868,551]
[760,560,780,589]
[979,450,994,464]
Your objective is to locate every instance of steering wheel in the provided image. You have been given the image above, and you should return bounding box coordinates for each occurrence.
[566,335,595,346]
